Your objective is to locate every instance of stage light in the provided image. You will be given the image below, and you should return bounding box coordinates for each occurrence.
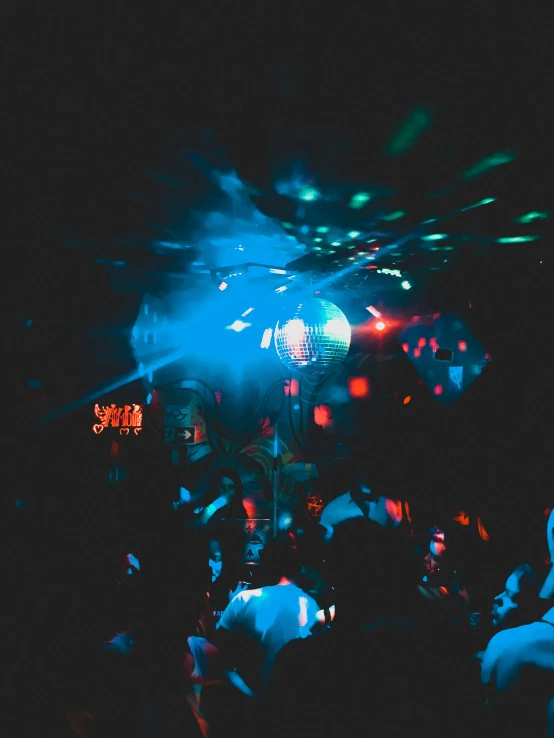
[226,320,251,332]
[366,305,382,318]
[218,281,228,291]
[260,328,273,348]
[375,321,386,331]
[300,188,319,201]
[348,231,361,238]
[403,395,411,404]
[433,384,443,396]
[349,192,372,209]
[458,340,467,352]
[422,234,448,241]
[348,377,370,398]
[274,298,351,375]
[401,280,412,290]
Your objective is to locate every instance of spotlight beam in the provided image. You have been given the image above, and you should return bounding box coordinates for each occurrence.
[32,345,191,428]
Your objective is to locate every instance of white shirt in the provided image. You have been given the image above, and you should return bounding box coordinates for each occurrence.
[218,582,319,689]
[481,605,554,736]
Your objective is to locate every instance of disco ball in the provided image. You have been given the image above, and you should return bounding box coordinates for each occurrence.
[274,297,351,375]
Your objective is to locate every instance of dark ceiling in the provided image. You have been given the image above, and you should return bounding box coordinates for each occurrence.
[3,4,554,423]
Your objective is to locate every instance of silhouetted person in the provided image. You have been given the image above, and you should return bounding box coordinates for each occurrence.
[265,517,484,738]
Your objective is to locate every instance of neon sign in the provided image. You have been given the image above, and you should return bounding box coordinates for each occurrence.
[93,404,143,435]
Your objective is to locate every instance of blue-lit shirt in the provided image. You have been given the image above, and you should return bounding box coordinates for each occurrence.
[218,582,319,691]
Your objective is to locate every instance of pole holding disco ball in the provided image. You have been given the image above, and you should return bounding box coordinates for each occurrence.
[273,420,279,538]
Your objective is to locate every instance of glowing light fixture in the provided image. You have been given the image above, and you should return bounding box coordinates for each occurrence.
[348,231,361,238]
[226,320,251,332]
[401,280,411,290]
[274,298,351,375]
[218,281,228,291]
[422,234,448,241]
[375,321,386,331]
[366,305,382,318]
[497,235,539,243]
[515,211,548,224]
[299,188,319,201]
[348,192,371,209]
[260,328,273,349]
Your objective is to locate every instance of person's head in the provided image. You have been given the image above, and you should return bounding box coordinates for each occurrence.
[492,563,546,630]
[209,538,223,562]
[328,517,418,620]
[258,533,301,585]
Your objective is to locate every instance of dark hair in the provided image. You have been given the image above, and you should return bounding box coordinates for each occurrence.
[259,534,301,583]
[512,563,547,602]
[328,518,418,613]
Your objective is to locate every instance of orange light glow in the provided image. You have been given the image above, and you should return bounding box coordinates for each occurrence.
[418,337,427,348]
[454,511,470,526]
[314,405,334,429]
[403,395,411,405]
[433,313,441,319]
[458,341,468,352]
[433,384,443,395]
[477,517,490,542]
[375,321,386,331]
[401,343,409,353]
[413,348,421,358]
[284,379,299,396]
[348,377,370,398]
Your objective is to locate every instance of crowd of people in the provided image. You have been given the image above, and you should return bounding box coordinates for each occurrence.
[4,458,554,737]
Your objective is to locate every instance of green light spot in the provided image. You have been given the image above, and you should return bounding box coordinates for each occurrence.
[462,152,515,179]
[313,246,322,251]
[401,281,411,290]
[328,249,336,254]
[348,257,356,260]
[348,192,371,209]
[387,107,432,156]
[514,211,549,224]
[331,241,341,247]
[421,218,437,225]
[316,226,330,233]
[348,231,361,238]
[497,236,540,243]
[281,222,293,229]
[461,197,496,211]
[313,237,323,242]
[422,234,448,241]
[383,210,406,221]
[299,188,319,202]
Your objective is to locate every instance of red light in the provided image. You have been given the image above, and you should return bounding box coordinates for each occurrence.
[314,405,333,428]
[375,321,385,331]
[369,245,380,251]
[413,347,421,358]
[284,379,299,396]
[433,313,441,319]
[545,508,552,517]
[418,337,427,348]
[458,341,467,352]
[403,395,411,405]
[412,315,420,323]
[401,343,409,353]
[433,384,443,395]
[348,377,370,398]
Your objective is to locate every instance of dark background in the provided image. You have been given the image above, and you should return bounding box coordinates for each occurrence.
[2,3,554,585]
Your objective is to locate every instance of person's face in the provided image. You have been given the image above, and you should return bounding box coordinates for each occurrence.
[492,571,523,628]
[209,539,222,561]
[219,476,236,499]
[430,529,446,558]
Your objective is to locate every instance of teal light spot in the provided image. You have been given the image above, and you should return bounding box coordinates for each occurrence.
[497,235,540,243]
[387,108,432,156]
[461,152,515,179]
[348,192,371,209]
[383,210,406,221]
[422,234,448,241]
[316,226,330,233]
[514,211,549,224]
[348,231,361,238]
[299,188,319,201]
